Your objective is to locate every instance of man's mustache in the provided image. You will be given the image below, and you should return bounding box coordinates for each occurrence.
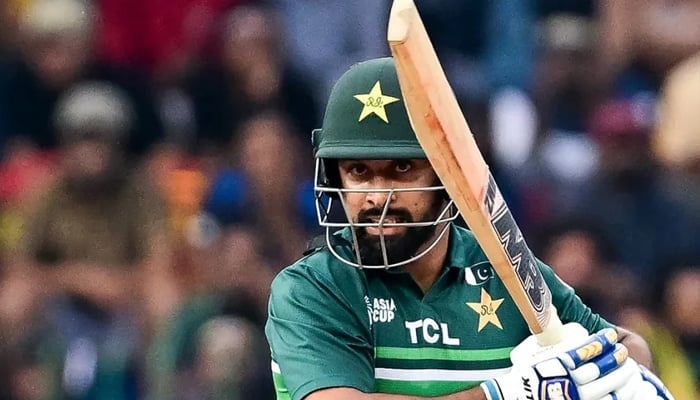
[357,208,413,224]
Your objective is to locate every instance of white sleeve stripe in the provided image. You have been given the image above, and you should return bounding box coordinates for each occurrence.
[271,360,281,374]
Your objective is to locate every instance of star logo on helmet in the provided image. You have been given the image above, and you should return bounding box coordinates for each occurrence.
[354,81,400,123]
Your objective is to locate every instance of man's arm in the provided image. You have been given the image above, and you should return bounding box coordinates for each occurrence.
[306,386,484,400]
[617,326,653,369]
[304,326,668,400]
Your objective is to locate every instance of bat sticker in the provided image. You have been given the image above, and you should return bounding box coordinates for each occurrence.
[484,174,550,316]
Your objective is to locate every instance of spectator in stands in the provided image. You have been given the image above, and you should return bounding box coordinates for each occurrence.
[233,111,314,265]
[0,0,19,58]
[535,217,639,323]
[572,95,700,291]
[597,0,700,95]
[270,0,388,104]
[653,52,700,221]
[187,4,319,154]
[661,267,700,392]
[202,110,315,267]
[95,0,245,74]
[514,12,600,227]
[0,0,163,155]
[7,81,175,399]
[615,263,700,399]
[146,219,274,400]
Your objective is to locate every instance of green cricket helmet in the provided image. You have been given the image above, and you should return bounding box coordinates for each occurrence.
[312,57,458,269]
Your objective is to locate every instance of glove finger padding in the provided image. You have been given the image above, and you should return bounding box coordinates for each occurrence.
[576,359,675,400]
[569,343,628,385]
[576,357,637,400]
[560,329,619,370]
[597,368,644,400]
[639,365,675,400]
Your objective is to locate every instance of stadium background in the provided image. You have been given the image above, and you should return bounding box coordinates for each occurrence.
[0,0,699,398]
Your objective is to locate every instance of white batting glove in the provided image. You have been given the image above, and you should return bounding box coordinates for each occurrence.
[592,360,676,400]
[622,364,675,400]
[481,326,641,400]
[640,365,674,399]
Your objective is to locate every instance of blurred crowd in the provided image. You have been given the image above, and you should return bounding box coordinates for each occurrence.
[0,0,699,399]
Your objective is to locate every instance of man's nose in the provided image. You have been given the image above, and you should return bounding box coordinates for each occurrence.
[364,186,396,208]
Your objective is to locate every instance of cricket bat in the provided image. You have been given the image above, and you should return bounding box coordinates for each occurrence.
[387,0,564,346]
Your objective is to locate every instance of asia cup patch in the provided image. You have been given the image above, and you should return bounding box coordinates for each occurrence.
[366,296,397,324]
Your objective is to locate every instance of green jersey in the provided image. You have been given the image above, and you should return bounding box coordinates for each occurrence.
[265,224,613,400]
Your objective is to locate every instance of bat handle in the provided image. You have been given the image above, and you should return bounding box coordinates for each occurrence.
[535,305,565,346]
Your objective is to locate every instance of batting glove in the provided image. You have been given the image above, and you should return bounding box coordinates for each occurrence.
[590,360,676,400]
[481,327,641,400]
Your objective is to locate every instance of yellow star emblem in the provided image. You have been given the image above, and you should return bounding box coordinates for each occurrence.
[353,81,400,123]
[466,289,505,332]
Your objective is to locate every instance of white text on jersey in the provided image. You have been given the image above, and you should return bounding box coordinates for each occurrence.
[405,318,460,345]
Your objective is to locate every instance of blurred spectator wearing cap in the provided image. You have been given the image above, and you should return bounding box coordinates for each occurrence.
[569,94,700,293]
[0,0,163,156]
[3,81,176,399]
[186,4,319,155]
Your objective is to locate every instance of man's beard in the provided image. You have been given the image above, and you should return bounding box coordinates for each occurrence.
[355,195,445,266]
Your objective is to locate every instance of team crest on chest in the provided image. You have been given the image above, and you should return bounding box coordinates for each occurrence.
[466,288,505,332]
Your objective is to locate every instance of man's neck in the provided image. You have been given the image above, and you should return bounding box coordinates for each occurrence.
[404,226,450,294]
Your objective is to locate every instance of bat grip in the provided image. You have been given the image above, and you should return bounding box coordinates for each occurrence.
[535,305,565,346]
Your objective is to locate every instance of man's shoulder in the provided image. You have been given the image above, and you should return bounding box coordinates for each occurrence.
[448,224,490,266]
[269,248,370,320]
[272,247,364,291]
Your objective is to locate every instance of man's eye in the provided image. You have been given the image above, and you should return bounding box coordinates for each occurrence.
[350,165,367,176]
[395,161,412,173]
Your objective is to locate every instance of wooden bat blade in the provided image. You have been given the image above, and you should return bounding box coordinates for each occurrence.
[388,0,563,345]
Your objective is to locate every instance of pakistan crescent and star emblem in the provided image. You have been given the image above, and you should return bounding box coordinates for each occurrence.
[354,81,400,123]
[466,288,505,331]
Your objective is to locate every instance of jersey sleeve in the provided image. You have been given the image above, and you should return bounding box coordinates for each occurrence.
[265,262,374,400]
[538,259,615,333]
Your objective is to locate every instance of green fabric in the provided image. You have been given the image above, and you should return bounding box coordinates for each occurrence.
[314,57,425,160]
[265,224,613,400]
[374,379,479,396]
